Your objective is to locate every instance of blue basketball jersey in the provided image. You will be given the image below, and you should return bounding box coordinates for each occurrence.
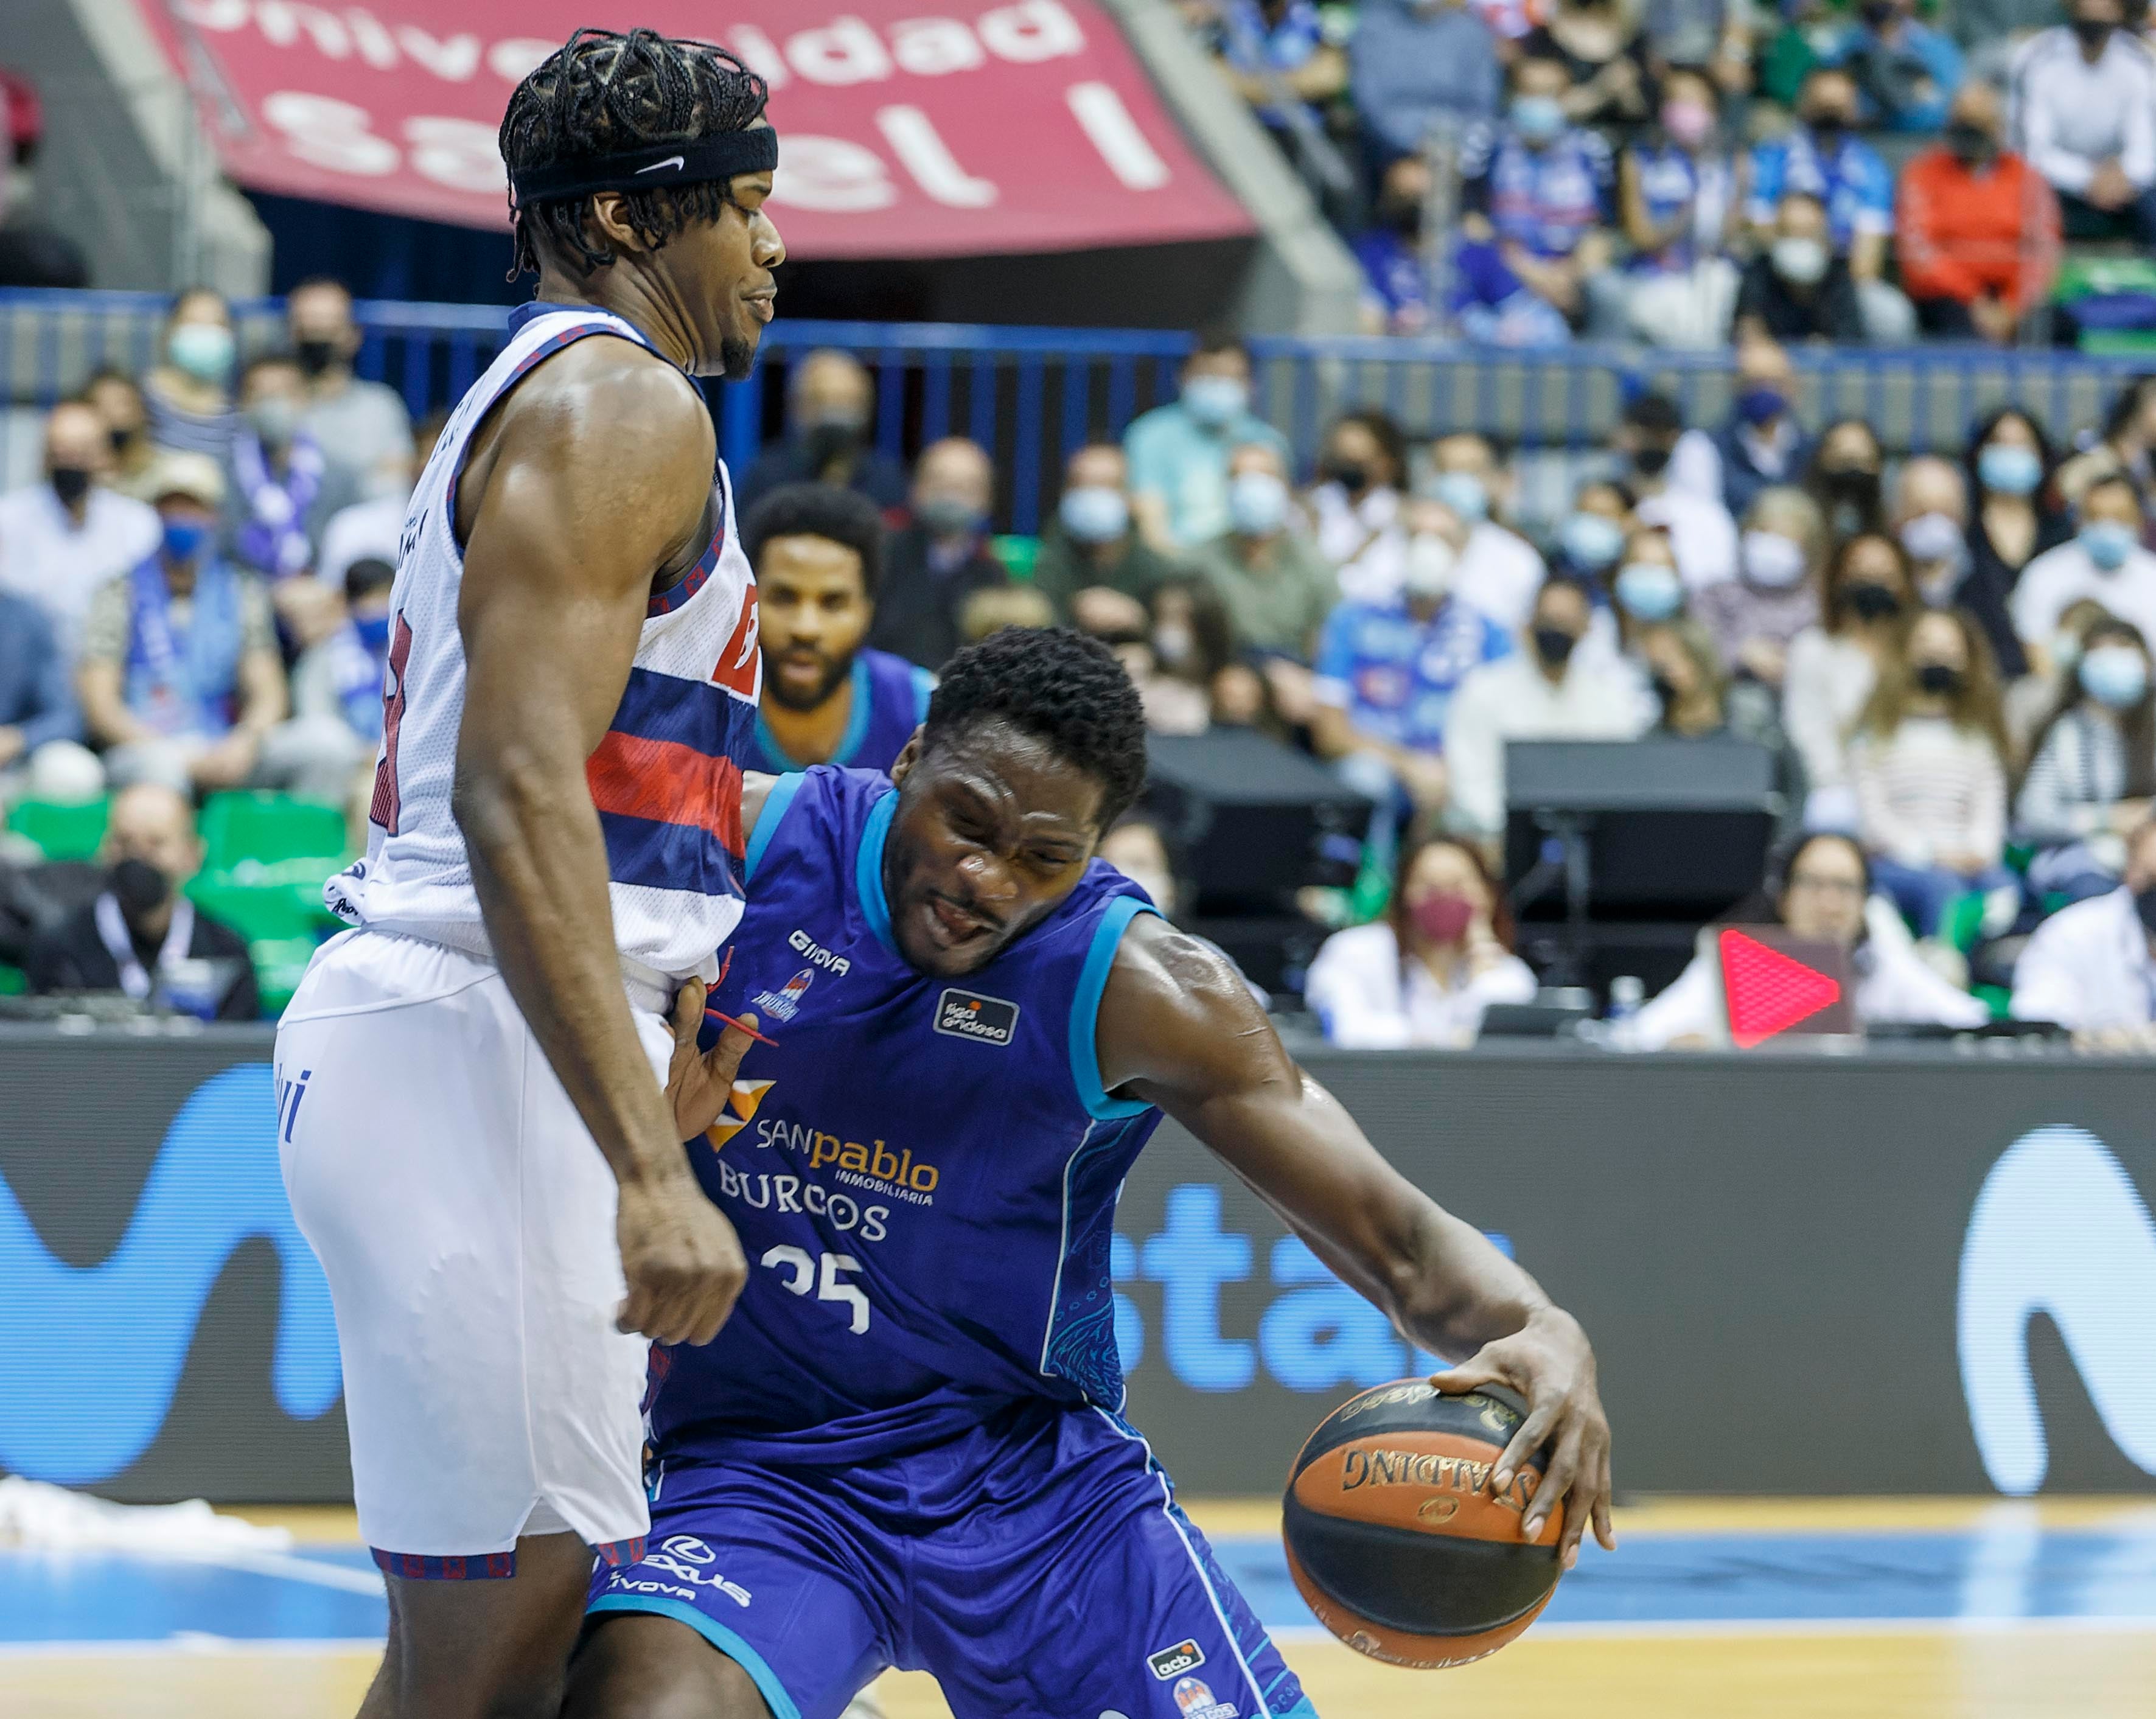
[746,647,932,778]
[649,765,1163,1464]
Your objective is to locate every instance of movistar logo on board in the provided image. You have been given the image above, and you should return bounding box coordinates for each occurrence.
[0,1064,340,1485]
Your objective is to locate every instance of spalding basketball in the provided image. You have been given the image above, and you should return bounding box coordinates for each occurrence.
[1283,1379,1561,1667]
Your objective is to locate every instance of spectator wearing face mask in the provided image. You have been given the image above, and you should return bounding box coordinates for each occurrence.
[1624,832,1987,1048]
[1616,392,1740,591]
[2013,615,2156,899]
[1034,444,1178,636]
[0,400,160,666]
[2011,473,2156,669]
[76,455,359,804]
[738,349,909,518]
[1355,155,1439,336]
[1453,52,1617,345]
[1308,410,1411,605]
[868,438,1009,672]
[1184,441,1338,660]
[83,368,161,504]
[141,288,237,461]
[290,556,395,757]
[1303,829,1537,1048]
[1823,0,1967,132]
[1891,454,1979,619]
[1897,82,2060,344]
[2009,0,2156,246]
[1676,340,1816,522]
[1805,418,1888,543]
[1746,68,1916,341]
[1547,479,1637,594]
[2011,815,2156,1044]
[286,277,413,497]
[1422,431,1550,630]
[1784,532,1918,830]
[1125,333,1288,552]
[1608,525,1690,656]
[225,352,360,584]
[2056,374,2156,517]
[1443,575,1653,839]
[1311,495,1511,825]
[23,783,259,1019]
[1616,68,1744,349]
[1639,617,1809,844]
[1097,811,1184,921]
[1349,0,1504,178]
[1736,192,1867,346]
[1961,406,2070,657]
[1850,606,2017,937]
[1118,574,1241,736]
[315,410,446,595]
[1695,486,1827,691]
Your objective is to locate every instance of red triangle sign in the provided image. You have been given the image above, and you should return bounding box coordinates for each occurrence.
[1718,930,1843,1048]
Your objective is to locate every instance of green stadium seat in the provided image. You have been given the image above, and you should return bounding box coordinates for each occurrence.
[198,792,349,874]
[990,535,1040,581]
[248,936,323,1019]
[5,796,110,862]
[0,964,26,997]
[187,876,331,945]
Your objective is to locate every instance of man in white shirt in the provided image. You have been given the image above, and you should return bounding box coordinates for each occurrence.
[288,276,416,497]
[2012,818,2156,1046]
[2009,472,2156,667]
[0,401,161,664]
[1442,576,1651,838]
[2010,0,2156,244]
[1614,392,1740,591]
[1422,431,1546,631]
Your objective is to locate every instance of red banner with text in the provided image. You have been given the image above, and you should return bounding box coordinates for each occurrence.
[145,1,1254,258]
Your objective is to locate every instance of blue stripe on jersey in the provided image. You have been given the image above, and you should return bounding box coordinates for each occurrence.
[1070,894,1157,1120]
[610,666,753,756]
[598,809,744,901]
[854,789,899,953]
[648,462,731,619]
[745,773,805,883]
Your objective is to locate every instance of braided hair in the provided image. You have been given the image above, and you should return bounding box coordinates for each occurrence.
[500,27,770,279]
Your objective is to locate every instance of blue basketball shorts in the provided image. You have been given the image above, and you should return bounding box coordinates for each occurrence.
[585,1400,1317,1719]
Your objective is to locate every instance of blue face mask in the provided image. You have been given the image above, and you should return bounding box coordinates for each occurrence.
[1428,470,1489,523]
[1736,386,1787,428]
[1182,375,1249,428]
[2081,518,2139,571]
[354,613,392,654]
[1227,470,1290,537]
[1615,560,1685,622]
[160,517,211,563]
[1511,94,1566,144]
[1059,484,1129,545]
[1978,442,2042,497]
[2079,643,2150,710]
[1559,511,1625,571]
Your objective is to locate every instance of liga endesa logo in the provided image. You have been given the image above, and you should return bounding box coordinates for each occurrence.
[0,1065,341,1485]
[1958,1126,2156,1493]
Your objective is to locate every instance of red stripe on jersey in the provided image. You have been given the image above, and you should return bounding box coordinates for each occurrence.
[711,584,760,700]
[587,730,745,859]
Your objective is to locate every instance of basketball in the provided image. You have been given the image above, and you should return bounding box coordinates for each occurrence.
[1283,1379,1562,1668]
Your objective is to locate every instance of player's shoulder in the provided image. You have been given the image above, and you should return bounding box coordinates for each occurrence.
[1107,911,1257,1018]
[497,335,711,471]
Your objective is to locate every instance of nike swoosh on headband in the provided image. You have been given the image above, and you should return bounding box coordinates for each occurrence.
[509,129,779,206]
[636,155,686,175]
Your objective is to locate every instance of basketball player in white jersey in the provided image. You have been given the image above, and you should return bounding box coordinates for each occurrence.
[273,30,786,1719]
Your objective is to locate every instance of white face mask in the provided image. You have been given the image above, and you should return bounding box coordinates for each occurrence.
[1742,529,1809,588]
[1771,235,1830,286]
[1228,470,1289,537]
[1402,532,1456,599]
[1898,511,1964,565]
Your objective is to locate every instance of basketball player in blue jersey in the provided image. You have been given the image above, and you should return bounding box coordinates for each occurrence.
[567,629,1616,1719]
[274,30,786,1719]
[744,484,935,778]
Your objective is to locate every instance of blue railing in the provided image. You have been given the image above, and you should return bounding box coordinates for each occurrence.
[5,288,2153,533]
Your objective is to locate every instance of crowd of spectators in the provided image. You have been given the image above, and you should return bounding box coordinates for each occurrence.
[1185,0,2156,349]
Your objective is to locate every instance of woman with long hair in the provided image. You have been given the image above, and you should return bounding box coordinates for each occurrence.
[141,288,239,461]
[1849,607,2017,936]
[2014,613,2156,900]
[1303,828,1537,1048]
[1959,405,2071,678]
[1307,407,1411,602]
[1782,531,1917,829]
[1805,417,1886,542]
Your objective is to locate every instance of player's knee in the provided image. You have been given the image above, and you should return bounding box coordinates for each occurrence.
[564,1614,773,1719]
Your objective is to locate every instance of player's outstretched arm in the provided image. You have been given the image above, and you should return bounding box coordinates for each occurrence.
[1097,915,1616,1566]
[453,344,747,1348]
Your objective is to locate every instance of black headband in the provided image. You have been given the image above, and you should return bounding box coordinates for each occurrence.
[510,128,778,207]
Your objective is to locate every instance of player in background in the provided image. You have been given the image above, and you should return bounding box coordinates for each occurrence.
[273,30,784,1719]
[743,483,936,776]
[567,629,1615,1719]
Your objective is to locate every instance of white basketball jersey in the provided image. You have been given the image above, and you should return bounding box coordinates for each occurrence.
[327,304,761,986]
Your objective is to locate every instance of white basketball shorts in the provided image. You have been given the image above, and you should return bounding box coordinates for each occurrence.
[276,929,673,1578]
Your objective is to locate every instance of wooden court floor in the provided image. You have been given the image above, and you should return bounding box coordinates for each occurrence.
[9,1498,2154,1719]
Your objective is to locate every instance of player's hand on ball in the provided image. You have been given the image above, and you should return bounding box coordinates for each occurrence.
[666,980,761,1141]
[1430,1306,1616,1570]
[616,1177,748,1346]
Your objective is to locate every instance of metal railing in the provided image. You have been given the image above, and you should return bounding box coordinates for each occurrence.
[6,288,2154,532]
